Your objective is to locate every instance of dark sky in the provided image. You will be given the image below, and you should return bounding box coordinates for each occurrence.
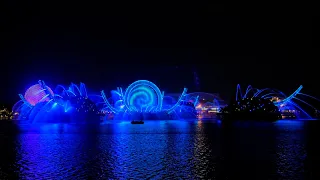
[1,2,319,105]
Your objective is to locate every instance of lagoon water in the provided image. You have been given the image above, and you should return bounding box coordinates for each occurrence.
[0,120,319,179]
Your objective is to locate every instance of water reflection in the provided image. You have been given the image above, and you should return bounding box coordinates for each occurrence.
[219,121,279,179]
[15,124,102,179]
[192,120,214,178]
[274,120,307,180]
[0,122,20,179]
[0,120,318,179]
[161,121,194,178]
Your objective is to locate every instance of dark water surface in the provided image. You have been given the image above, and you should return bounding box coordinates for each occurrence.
[0,120,319,179]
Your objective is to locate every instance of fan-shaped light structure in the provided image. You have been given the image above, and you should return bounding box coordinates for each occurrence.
[101,80,193,120]
[13,81,100,123]
[235,84,319,119]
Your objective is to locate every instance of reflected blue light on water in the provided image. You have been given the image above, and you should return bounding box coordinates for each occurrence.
[272,120,307,180]
[274,120,305,125]
[0,120,319,179]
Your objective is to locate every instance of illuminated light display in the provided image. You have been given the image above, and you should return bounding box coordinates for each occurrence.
[124,80,163,112]
[219,97,282,121]
[0,107,13,120]
[23,80,54,106]
[101,80,196,120]
[15,79,318,122]
[184,92,226,119]
[101,80,165,114]
[236,84,242,101]
[166,88,188,113]
[235,84,319,119]
[101,90,119,113]
[13,81,99,123]
[13,79,197,122]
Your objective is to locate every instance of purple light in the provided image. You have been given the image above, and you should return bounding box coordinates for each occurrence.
[24,84,54,106]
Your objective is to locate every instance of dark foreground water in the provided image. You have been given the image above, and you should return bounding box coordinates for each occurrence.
[0,120,319,179]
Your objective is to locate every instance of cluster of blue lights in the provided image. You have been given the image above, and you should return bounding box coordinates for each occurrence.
[13,81,98,123]
[235,84,319,119]
[13,80,199,122]
[100,80,193,120]
[124,80,163,112]
[13,80,317,122]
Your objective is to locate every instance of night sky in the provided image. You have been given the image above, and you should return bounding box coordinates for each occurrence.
[1,2,319,105]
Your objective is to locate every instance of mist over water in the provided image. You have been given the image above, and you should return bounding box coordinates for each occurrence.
[0,120,319,179]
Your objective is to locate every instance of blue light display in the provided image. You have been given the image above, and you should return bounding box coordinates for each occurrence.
[13,79,198,122]
[235,84,319,119]
[100,80,195,120]
[13,79,318,123]
[124,80,163,112]
[13,81,99,123]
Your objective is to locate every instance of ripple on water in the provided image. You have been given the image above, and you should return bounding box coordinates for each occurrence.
[0,120,319,179]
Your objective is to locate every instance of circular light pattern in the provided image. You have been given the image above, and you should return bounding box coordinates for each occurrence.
[124,80,162,112]
[128,86,157,110]
[24,84,54,106]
